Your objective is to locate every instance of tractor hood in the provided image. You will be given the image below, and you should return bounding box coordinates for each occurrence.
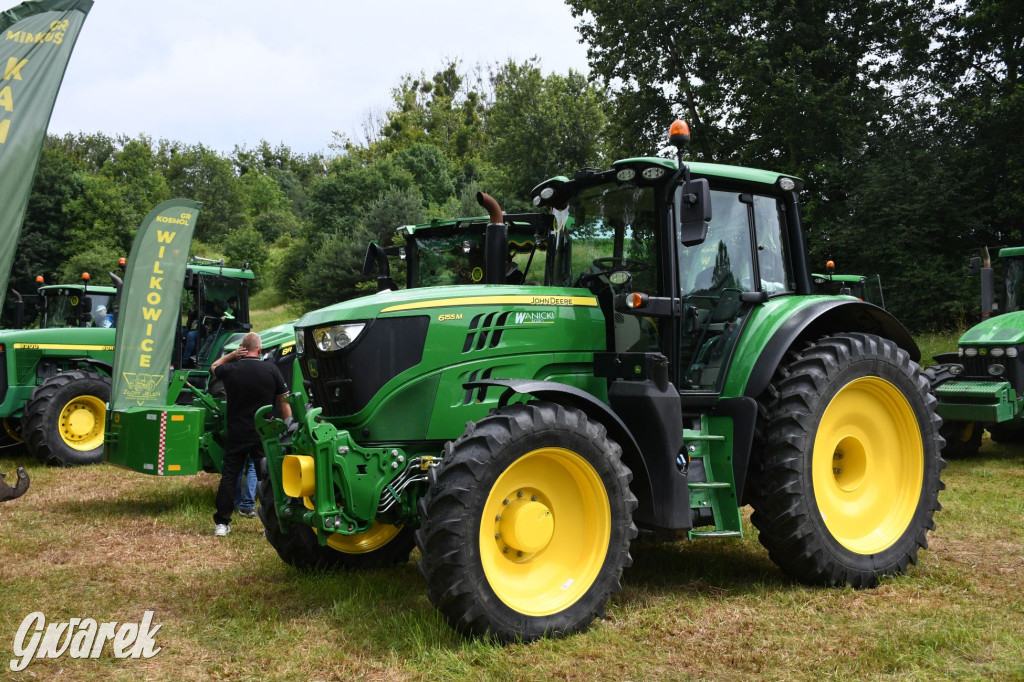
[294,284,598,330]
[0,326,116,347]
[959,315,1024,346]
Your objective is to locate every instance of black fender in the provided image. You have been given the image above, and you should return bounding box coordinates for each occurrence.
[464,377,654,517]
[932,351,959,365]
[743,299,919,401]
[78,358,114,376]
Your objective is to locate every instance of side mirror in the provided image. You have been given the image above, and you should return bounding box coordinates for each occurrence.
[184,269,194,289]
[79,295,93,324]
[675,178,711,247]
[968,256,981,276]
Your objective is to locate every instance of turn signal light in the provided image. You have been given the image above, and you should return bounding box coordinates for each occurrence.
[81,272,90,281]
[625,292,648,309]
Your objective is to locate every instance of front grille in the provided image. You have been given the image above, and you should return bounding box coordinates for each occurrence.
[960,350,1024,393]
[302,316,429,417]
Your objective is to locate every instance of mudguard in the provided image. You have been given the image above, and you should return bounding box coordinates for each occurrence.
[464,377,656,518]
[741,299,919,400]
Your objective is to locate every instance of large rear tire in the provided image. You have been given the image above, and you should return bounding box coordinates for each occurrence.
[256,477,413,570]
[751,333,945,588]
[416,401,637,642]
[922,363,983,458]
[23,370,111,466]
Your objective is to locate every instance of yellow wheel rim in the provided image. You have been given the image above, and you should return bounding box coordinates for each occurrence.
[813,377,924,554]
[2,417,22,442]
[306,495,403,555]
[325,522,402,554]
[479,447,610,616]
[58,395,106,451]
[955,422,976,443]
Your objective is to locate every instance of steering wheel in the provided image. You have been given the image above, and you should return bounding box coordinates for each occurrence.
[592,257,648,273]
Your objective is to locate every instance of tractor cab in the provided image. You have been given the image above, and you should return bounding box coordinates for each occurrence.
[38,283,117,328]
[991,246,1024,315]
[811,262,885,308]
[533,141,802,393]
[177,259,253,369]
[363,213,555,291]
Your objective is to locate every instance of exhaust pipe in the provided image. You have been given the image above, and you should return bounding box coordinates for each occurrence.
[477,192,507,285]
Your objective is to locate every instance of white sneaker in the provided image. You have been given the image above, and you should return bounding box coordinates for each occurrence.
[214,524,230,537]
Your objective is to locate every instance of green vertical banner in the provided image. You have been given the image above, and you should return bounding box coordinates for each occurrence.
[0,0,92,305]
[111,199,201,411]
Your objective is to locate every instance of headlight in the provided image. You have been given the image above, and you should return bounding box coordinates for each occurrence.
[295,330,304,355]
[312,323,366,352]
[964,347,978,357]
[991,347,1005,357]
[1008,347,1019,358]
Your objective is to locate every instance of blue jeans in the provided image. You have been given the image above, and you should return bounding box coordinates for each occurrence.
[234,457,256,512]
[183,329,198,363]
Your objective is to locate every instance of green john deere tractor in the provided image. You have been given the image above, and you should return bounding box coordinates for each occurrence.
[0,259,255,466]
[0,271,120,458]
[255,121,946,643]
[926,246,1024,457]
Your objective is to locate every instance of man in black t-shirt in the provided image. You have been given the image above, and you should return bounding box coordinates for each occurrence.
[210,332,292,536]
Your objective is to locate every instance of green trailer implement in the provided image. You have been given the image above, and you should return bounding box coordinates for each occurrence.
[926,246,1024,457]
[256,122,945,642]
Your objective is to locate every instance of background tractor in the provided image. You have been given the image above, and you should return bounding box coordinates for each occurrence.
[926,246,1024,457]
[0,259,255,466]
[811,261,885,308]
[0,269,120,457]
[363,212,555,293]
[255,121,945,643]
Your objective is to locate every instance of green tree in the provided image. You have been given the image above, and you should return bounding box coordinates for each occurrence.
[486,59,610,201]
[223,226,270,294]
[158,142,248,242]
[293,225,374,308]
[932,0,1024,246]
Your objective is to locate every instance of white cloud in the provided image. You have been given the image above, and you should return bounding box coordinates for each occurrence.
[47,0,590,155]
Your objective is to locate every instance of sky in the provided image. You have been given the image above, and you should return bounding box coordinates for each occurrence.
[45,0,593,156]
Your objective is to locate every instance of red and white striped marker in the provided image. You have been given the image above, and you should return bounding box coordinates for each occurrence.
[157,411,167,476]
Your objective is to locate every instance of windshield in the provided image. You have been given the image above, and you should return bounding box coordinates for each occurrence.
[678,191,792,298]
[549,183,658,290]
[198,275,247,323]
[1005,258,1024,313]
[42,291,114,328]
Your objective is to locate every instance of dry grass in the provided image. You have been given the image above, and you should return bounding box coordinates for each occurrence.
[1,438,1022,681]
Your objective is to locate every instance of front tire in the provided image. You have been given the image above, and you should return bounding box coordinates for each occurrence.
[752,333,945,588]
[256,477,413,570]
[416,401,637,642]
[23,370,111,466]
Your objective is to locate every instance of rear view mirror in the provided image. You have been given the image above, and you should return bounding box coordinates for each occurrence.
[675,178,711,247]
[968,256,981,276]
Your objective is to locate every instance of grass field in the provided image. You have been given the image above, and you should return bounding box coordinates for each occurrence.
[1,430,1022,680]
